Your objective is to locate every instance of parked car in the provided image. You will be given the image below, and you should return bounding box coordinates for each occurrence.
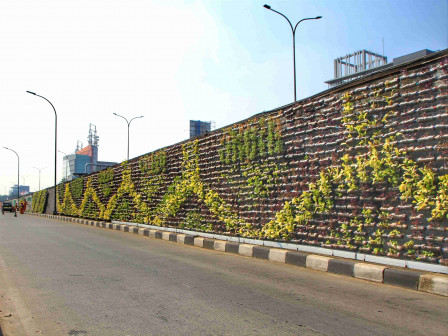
[2,201,14,213]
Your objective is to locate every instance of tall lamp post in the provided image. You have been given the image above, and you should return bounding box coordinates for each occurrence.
[58,150,68,181]
[3,147,19,216]
[27,91,58,214]
[33,167,47,191]
[113,113,144,161]
[263,4,322,101]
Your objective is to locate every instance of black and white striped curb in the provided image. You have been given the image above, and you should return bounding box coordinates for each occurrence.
[36,214,448,297]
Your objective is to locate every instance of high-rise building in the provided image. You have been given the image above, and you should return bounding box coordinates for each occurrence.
[9,185,30,197]
[189,120,212,138]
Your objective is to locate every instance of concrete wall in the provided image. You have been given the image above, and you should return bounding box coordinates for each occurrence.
[45,187,56,215]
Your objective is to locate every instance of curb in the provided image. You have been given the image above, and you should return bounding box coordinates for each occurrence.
[34,214,448,297]
[418,274,448,296]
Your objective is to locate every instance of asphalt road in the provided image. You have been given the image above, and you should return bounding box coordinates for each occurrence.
[0,214,446,336]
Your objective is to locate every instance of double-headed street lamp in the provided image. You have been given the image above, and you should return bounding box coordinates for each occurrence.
[33,166,47,191]
[263,4,322,102]
[113,113,144,161]
[26,91,58,214]
[3,147,19,216]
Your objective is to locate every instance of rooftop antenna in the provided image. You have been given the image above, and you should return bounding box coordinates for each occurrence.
[76,140,83,152]
[382,37,384,57]
[88,123,99,147]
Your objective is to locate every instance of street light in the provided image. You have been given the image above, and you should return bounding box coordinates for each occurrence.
[33,167,47,191]
[20,174,30,186]
[58,150,68,181]
[27,91,58,214]
[3,147,19,217]
[113,113,144,161]
[263,4,322,101]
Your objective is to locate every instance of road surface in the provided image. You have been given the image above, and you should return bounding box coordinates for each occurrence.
[0,213,446,335]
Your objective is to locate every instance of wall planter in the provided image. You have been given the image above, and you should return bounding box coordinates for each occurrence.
[30,56,448,264]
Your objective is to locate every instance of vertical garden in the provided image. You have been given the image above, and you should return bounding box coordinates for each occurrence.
[36,53,447,264]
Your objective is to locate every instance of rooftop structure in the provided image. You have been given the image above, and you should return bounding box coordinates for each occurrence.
[325,49,434,88]
[62,124,117,181]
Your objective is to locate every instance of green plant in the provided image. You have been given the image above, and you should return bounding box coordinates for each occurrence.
[431,174,448,220]
[413,166,436,210]
[419,250,435,259]
[388,230,402,238]
[399,159,419,200]
[31,190,48,213]
[70,177,84,200]
[98,168,114,197]
[140,151,166,175]
[404,240,415,250]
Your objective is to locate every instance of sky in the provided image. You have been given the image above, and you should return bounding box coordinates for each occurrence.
[0,0,447,194]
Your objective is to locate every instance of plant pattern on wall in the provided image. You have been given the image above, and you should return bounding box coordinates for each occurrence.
[36,55,447,264]
[31,190,47,213]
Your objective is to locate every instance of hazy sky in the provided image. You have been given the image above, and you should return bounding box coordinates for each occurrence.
[0,0,447,193]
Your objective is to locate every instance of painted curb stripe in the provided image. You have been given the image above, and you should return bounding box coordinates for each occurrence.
[203,239,215,250]
[214,241,227,252]
[354,263,386,283]
[327,259,355,277]
[253,246,270,260]
[306,255,330,272]
[269,249,287,263]
[194,237,204,248]
[225,242,239,254]
[285,251,307,267]
[383,268,421,290]
[239,244,254,257]
[184,235,195,246]
[419,275,448,296]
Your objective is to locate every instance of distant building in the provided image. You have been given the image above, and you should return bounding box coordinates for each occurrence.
[325,49,434,88]
[62,124,117,181]
[190,120,211,138]
[9,185,30,197]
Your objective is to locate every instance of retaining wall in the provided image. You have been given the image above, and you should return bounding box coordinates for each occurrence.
[33,50,448,265]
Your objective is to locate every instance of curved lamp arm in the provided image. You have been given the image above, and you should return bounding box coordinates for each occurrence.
[113,113,144,161]
[26,90,58,214]
[3,147,20,214]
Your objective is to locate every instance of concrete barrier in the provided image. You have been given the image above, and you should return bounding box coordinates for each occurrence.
[214,241,227,252]
[306,255,330,272]
[253,246,270,260]
[269,249,287,263]
[383,268,421,290]
[225,242,240,254]
[239,244,254,257]
[194,237,204,248]
[419,274,448,296]
[354,263,386,283]
[203,239,215,250]
[327,259,355,277]
[285,251,307,267]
